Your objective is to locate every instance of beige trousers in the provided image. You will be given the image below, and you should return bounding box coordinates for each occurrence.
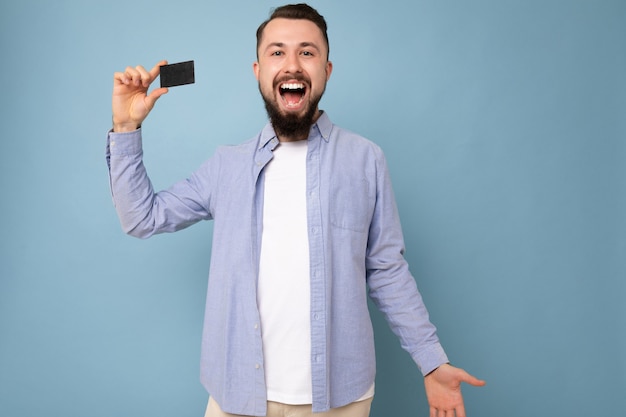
[204,396,373,417]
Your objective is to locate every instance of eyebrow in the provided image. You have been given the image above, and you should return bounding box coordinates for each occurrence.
[264,41,322,53]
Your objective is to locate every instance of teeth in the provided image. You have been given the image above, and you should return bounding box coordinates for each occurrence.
[281,83,305,90]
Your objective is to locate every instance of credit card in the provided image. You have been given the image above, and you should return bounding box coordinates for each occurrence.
[160,60,195,88]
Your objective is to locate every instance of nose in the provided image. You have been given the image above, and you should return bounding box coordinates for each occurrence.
[283,53,302,74]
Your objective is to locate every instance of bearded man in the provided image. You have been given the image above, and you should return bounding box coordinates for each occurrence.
[107,4,485,417]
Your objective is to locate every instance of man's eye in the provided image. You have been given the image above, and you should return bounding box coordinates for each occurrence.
[272,51,283,56]
[302,51,313,56]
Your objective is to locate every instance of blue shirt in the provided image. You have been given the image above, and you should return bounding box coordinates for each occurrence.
[106,112,448,415]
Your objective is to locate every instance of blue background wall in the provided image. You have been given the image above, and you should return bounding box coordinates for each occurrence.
[1,1,624,416]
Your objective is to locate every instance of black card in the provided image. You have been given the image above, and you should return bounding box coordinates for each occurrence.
[160,60,195,88]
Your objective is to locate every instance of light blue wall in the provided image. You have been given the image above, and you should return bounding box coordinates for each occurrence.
[1,1,624,416]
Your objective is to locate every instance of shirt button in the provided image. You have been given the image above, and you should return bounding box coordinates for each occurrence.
[255,364,260,369]
[254,323,259,330]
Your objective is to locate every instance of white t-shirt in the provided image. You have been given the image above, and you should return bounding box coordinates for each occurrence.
[257,140,312,404]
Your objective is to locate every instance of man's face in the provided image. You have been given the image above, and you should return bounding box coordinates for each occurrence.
[254,18,333,140]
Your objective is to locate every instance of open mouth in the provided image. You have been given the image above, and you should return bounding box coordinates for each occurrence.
[279,82,307,108]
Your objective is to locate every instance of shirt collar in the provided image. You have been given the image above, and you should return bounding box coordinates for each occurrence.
[314,111,333,142]
[258,111,333,150]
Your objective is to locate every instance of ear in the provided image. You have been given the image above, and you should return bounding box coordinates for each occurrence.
[253,61,260,80]
[325,60,333,81]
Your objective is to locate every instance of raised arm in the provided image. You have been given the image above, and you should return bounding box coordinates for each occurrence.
[107,61,213,238]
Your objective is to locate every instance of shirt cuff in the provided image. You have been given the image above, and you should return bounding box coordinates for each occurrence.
[412,343,450,376]
[107,128,143,156]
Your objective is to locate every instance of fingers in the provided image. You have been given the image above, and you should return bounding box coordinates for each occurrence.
[113,70,130,86]
[149,60,168,80]
[114,61,166,88]
[113,67,144,87]
[125,65,151,87]
[430,405,466,417]
[430,407,457,417]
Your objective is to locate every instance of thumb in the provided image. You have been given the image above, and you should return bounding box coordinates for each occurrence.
[459,369,486,387]
[146,87,169,109]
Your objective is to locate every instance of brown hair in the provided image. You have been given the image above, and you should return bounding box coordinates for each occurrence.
[256,3,330,59]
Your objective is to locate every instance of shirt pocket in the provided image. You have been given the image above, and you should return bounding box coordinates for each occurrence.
[330,177,374,233]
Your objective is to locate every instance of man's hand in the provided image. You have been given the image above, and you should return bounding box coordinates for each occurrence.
[112,60,169,132]
[424,363,486,417]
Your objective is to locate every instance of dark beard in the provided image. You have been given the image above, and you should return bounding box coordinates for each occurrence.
[261,88,322,140]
